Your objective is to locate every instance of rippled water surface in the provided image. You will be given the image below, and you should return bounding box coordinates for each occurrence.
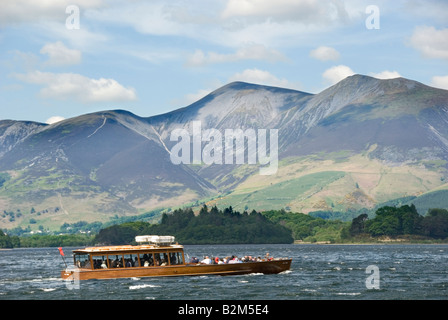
[0,244,447,300]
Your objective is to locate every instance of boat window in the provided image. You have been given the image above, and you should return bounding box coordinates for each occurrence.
[123,254,139,267]
[154,252,168,266]
[92,255,108,269]
[170,252,183,265]
[74,253,91,269]
[109,254,124,268]
[139,253,154,267]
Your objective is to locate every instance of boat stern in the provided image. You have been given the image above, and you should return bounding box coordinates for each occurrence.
[61,269,73,280]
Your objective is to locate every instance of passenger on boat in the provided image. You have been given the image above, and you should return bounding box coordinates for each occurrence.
[154,254,162,266]
[201,256,212,264]
[228,256,242,264]
[190,257,199,264]
[169,253,177,265]
[101,260,107,269]
[111,258,121,268]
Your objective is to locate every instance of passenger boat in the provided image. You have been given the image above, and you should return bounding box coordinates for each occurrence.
[60,235,292,281]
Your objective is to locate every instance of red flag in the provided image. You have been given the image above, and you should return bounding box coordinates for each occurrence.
[58,247,65,256]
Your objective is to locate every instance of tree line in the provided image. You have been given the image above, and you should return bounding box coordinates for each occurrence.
[1,204,447,248]
[0,229,93,248]
[348,205,448,239]
[94,205,294,245]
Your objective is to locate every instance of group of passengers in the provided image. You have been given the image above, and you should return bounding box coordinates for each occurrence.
[190,253,273,265]
[91,252,181,269]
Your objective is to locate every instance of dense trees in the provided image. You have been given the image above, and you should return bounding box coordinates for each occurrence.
[262,209,348,242]
[420,208,448,238]
[95,206,294,245]
[0,229,19,248]
[349,205,448,239]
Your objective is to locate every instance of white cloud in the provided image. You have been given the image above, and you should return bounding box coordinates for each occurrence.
[40,42,82,66]
[14,71,137,103]
[217,0,354,47]
[409,26,448,60]
[322,65,355,85]
[46,116,65,124]
[85,0,356,49]
[228,68,292,88]
[39,21,109,52]
[403,0,448,24]
[87,2,191,37]
[430,75,448,90]
[221,0,349,25]
[370,70,402,80]
[309,46,340,61]
[0,0,104,26]
[186,43,288,66]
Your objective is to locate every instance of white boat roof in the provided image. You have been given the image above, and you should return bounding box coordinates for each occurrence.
[74,244,184,254]
[135,235,175,245]
[73,235,182,253]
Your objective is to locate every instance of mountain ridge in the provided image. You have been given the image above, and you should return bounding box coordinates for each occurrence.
[1,74,447,230]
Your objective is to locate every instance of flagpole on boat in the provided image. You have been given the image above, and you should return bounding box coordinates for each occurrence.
[58,247,68,268]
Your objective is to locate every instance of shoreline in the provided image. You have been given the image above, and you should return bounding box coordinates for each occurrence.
[294,239,448,245]
[3,241,448,250]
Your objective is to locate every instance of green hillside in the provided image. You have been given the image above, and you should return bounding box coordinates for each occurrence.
[204,150,447,216]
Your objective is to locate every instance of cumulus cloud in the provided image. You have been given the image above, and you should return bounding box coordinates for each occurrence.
[14,71,137,103]
[409,26,448,60]
[370,70,402,79]
[186,43,288,66]
[46,116,66,124]
[40,42,82,66]
[430,75,448,90]
[228,68,293,88]
[322,65,355,85]
[309,46,340,61]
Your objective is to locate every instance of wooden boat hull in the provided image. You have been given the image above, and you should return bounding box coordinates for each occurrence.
[61,258,292,281]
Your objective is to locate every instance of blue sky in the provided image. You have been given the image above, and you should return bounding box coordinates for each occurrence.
[0,0,447,124]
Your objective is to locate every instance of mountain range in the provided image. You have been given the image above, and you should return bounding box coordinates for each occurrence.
[1,74,448,230]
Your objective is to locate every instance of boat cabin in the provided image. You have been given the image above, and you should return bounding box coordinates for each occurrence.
[72,235,185,270]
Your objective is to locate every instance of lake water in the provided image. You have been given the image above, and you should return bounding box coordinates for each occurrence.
[0,244,447,301]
